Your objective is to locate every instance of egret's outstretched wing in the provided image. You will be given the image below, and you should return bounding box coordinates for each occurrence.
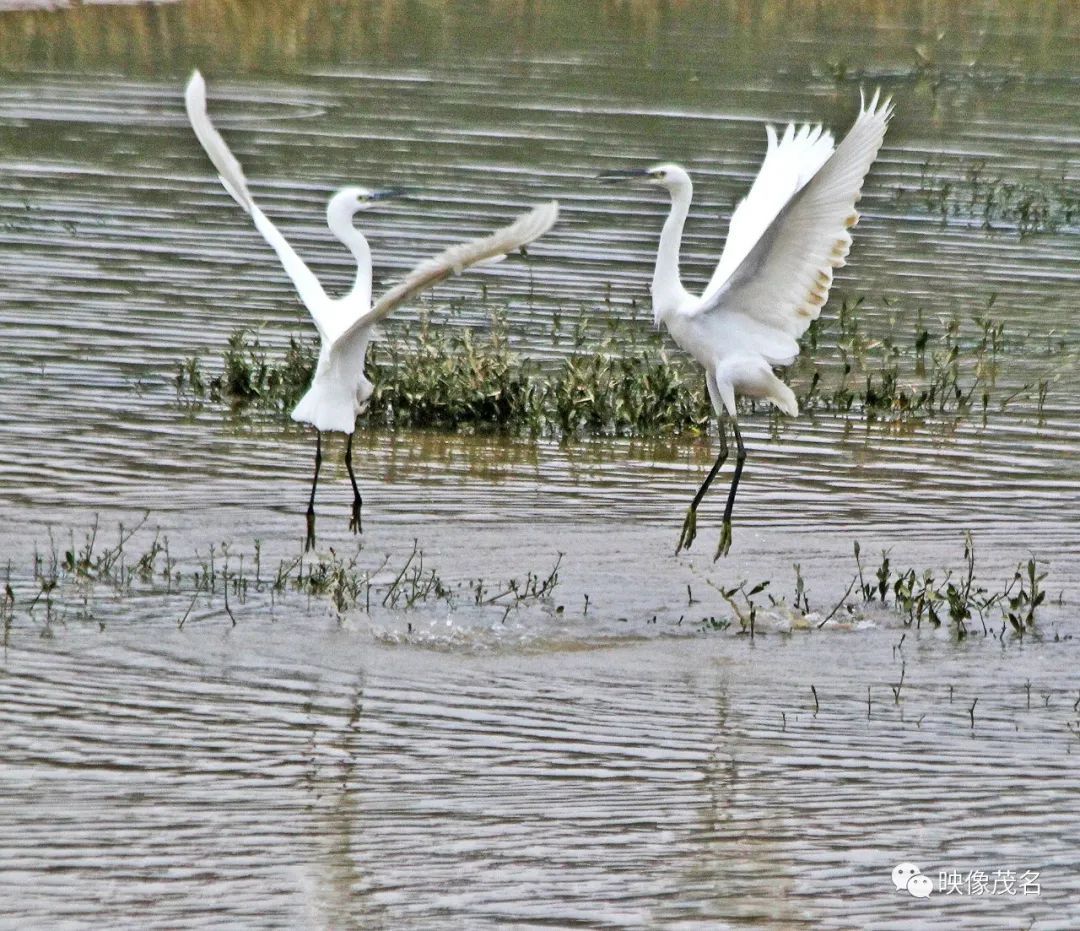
[185,70,333,336]
[184,71,255,212]
[694,90,893,340]
[332,201,559,347]
[702,122,835,302]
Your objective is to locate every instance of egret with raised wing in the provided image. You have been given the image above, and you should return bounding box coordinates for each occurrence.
[185,71,558,550]
[599,90,893,557]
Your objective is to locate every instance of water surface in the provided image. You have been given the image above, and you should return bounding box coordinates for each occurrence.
[0,1,1077,926]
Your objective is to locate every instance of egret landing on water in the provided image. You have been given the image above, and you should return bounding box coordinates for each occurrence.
[184,71,558,551]
[599,90,893,558]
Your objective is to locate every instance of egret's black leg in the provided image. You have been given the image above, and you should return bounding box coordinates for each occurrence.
[716,418,746,559]
[305,431,322,552]
[345,432,363,534]
[676,416,729,553]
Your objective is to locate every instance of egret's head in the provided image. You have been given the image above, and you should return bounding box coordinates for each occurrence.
[326,185,406,227]
[596,163,692,193]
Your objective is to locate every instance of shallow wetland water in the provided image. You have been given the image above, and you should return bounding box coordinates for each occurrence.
[0,1,1078,926]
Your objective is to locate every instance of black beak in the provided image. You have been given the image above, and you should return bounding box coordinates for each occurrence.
[370,187,409,201]
[596,168,650,184]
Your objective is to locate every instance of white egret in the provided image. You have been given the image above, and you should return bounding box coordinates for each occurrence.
[599,90,893,558]
[184,71,558,550]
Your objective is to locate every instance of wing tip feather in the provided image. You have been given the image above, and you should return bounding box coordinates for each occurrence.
[860,85,896,123]
[186,69,205,96]
[184,68,254,215]
[359,199,559,335]
[184,69,207,124]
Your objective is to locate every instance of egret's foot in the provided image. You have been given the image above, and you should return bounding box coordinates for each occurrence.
[349,497,363,535]
[714,520,733,560]
[305,510,316,552]
[676,507,698,554]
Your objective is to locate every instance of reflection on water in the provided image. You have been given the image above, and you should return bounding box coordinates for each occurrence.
[0,0,1078,927]
[2,1,1076,75]
[1,629,1077,927]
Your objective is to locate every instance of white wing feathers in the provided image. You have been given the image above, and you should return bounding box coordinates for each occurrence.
[695,90,893,339]
[703,121,834,301]
[332,201,559,346]
[184,70,331,330]
[184,71,254,213]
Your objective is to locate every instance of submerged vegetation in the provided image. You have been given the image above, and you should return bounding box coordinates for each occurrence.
[791,294,1055,422]
[701,534,1051,642]
[176,294,1053,437]
[847,534,1048,638]
[897,156,1079,236]
[13,515,565,632]
[6,517,1055,647]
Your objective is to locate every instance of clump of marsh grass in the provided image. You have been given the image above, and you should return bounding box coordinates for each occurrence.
[175,331,315,415]
[380,539,451,609]
[177,296,1043,437]
[367,314,541,431]
[176,308,712,437]
[548,315,709,436]
[28,515,172,627]
[468,552,563,621]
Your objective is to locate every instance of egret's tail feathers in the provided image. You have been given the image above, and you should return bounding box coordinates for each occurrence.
[291,396,357,435]
[769,379,799,417]
[290,344,375,434]
[291,379,368,435]
[185,70,254,214]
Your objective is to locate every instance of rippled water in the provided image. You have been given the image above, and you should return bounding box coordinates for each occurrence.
[4,626,1078,928]
[1,1,1078,926]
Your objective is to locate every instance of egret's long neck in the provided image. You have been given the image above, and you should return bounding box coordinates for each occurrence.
[331,216,373,309]
[651,181,692,324]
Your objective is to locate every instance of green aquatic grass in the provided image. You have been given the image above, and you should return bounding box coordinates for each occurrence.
[18,517,566,628]
[699,534,1051,640]
[369,315,542,431]
[176,296,1048,437]
[177,309,714,437]
[897,156,1079,236]
[177,330,317,417]
[9,518,1055,641]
